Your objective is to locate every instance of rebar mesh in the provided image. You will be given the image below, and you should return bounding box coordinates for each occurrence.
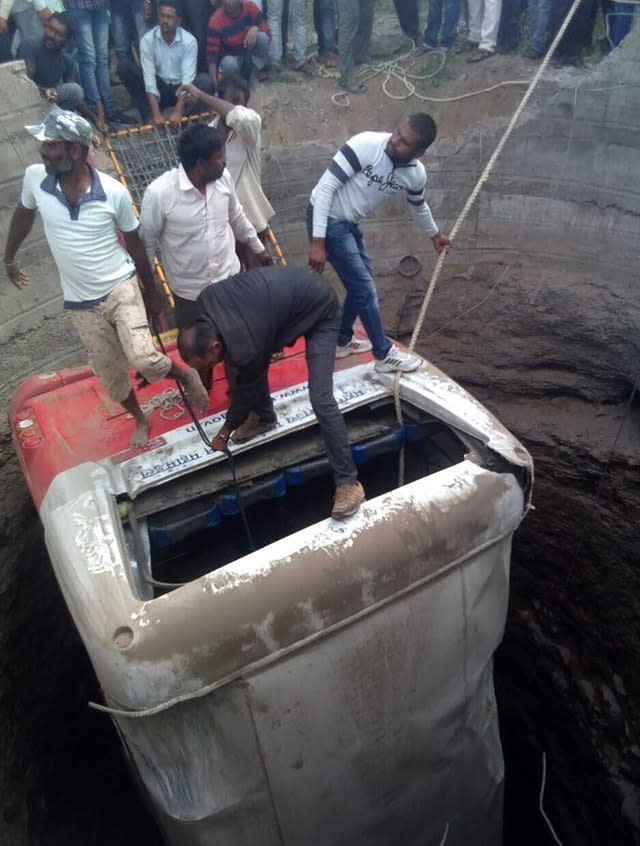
[106,115,211,208]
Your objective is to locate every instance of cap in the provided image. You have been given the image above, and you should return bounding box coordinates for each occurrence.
[25,109,92,147]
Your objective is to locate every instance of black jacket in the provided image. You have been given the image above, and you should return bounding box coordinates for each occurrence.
[196,265,338,427]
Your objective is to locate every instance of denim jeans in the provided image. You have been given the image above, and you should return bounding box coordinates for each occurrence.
[610,1,635,46]
[219,30,271,76]
[305,298,359,486]
[424,0,462,48]
[306,207,391,360]
[269,0,307,65]
[66,6,113,114]
[314,0,337,56]
[393,0,419,38]
[336,0,374,86]
[528,0,552,54]
[110,0,148,63]
[497,0,526,49]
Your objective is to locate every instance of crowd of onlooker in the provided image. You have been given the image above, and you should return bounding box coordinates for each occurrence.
[0,0,636,129]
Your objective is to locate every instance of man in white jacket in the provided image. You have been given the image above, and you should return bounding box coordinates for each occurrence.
[307,113,451,373]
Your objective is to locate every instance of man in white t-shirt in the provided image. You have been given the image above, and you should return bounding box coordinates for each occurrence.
[179,72,275,268]
[308,113,451,373]
[4,109,208,447]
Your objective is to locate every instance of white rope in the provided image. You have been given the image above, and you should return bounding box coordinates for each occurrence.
[324,39,530,108]
[392,0,586,476]
[140,387,185,421]
[539,752,565,845]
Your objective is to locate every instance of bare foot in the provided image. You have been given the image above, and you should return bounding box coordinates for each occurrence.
[182,367,209,413]
[129,415,150,448]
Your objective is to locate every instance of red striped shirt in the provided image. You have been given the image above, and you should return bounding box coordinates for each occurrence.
[206,1,271,65]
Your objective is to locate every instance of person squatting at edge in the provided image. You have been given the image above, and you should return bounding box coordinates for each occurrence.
[308,112,451,373]
[177,265,366,520]
[3,109,208,448]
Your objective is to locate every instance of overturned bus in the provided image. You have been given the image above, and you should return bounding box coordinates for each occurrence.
[11,337,532,846]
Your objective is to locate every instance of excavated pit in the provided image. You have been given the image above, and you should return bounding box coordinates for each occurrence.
[1,29,639,846]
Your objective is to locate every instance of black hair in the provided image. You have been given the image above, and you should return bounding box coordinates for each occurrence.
[177,123,224,171]
[407,113,437,150]
[158,0,183,16]
[218,72,251,104]
[177,323,218,360]
[49,11,72,34]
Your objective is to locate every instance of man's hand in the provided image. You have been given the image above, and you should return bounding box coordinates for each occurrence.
[143,288,164,319]
[0,17,8,35]
[210,426,231,452]
[43,87,57,102]
[37,7,52,20]
[167,109,182,129]
[5,259,28,288]
[431,232,452,254]
[244,25,258,49]
[178,83,198,99]
[255,249,273,266]
[152,112,166,129]
[143,0,153,19]
[308,238,327,273]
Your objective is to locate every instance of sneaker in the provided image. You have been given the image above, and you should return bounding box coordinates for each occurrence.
[331,482,365,519]
[374,344,422,373]
[467,48,495,62]
[335,338,373,358]
[523,46,543,60]
[231,411,278,444]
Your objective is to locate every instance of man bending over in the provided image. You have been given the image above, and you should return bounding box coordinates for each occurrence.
[177,265,366,519]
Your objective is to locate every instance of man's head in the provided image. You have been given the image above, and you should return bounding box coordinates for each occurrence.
[178,324,225,370]
[158,1,181,37]
[222,0,242,18]
[386,113,437,164]
[178,123,226,183]
[218,73,251,108]
[26,109,91,175]
[43,13,71,51]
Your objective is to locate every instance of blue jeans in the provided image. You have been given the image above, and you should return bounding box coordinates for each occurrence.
[424,0,462,49]
[219,30,271,75]
[306,207,391,360]
[528,0,552,54]
[110,0,148,63]
[314,0,337,56]
[610,1,634,46]
[66,6,112,114]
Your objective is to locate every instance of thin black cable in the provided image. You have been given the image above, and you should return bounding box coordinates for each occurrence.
[152,321,256,552]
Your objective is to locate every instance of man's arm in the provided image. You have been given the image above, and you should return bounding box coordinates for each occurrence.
[308,135,368,272]
[138,184,164,268]
[123,228,163,316]
[4,204,36,288]
[227,176,270,261]
[206,20,221,87]
[178,84,234,119]
[405,173,452,254]
[139,34,166,127]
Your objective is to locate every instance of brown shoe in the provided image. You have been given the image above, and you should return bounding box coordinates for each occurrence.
[331,482,365,519]
[231,411,278,444]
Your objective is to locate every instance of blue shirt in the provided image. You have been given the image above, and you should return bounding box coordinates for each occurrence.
[140,25,198,96]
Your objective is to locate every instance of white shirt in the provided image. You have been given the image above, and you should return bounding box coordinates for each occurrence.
[139,26,198,96]
[310,131,438,238]
[20,163,138,306]
[139,164,264,301]
[212,105,274,232]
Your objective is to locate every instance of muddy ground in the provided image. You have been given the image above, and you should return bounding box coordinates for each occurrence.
[1,18,639,846]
